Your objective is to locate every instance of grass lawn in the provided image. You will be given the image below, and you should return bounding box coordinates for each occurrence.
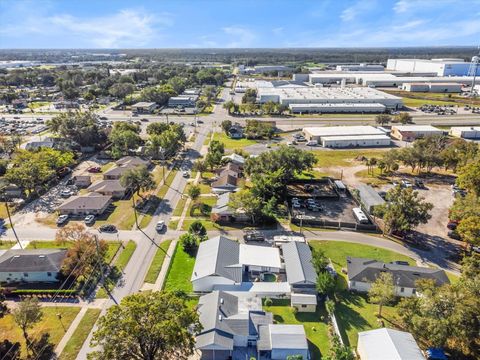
[172,196,188,217]
[59,308,101,360]
[312,149,388,168]
[95,200,136,230]
[212,132,257,149]
[28,101,51,109]
[163,242,195,293]
[263,299,330,359]
[354,168,391,186]
[180,218,243,232]
[27,241,72,249]
[310,241,415,347]
[0,306,80,357]
[114,240,137,271]
[144,240,172,284]
[0,240,15,249]
[157,170,178,199]
[186,196,216,217]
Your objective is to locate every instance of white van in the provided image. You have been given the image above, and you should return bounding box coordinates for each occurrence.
[352,207,369,224]
[306,140,318,147]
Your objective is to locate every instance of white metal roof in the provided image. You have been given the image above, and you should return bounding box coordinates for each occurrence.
[304,125,385,137]
[392,125,442,132]
[239,244,281,269]
[289,103,386,109]
[357,328,425,360]
[291,293,317,305]
[321,134,391,141]
[269,325,308,350]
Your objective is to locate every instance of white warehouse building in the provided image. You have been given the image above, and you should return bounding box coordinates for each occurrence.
[321,135,391,148]
[303,126,391,148]
[449,126,480,139]
[257,86,403,111]
[387,58,480,76]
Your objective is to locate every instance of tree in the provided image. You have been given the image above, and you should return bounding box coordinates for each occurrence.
[316,271,336,296]
[325,299,335,318]
[180,233,199,255]
[230,189,267,225]
[188,220,207,238]
[242,88,257,104]
[368,272,395,317]
[120,166,156,197]
[0,339,20,360]
[456,215,480,247]
[375,114,391,126]
[28,333,55,360]
[395,112,413,124]
[221,120,232,134]
[90,291,201,360]
[192,159,208,178]
[12,298,43,352]
[146,122,169,136]
[456,159,480,197]
[55,223,89,245]
[324,335,354,360]
[49,111,106,148]
[109,83,135,99]
[109,123,142,158]
[311,248,328,274]
[374,186,433,235]
[187,185,200,201]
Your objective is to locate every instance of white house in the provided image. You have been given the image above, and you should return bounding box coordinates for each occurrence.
[191,236,281,292]
[0,249,67,284]
[346,257,449,297]
[357,328,425,360]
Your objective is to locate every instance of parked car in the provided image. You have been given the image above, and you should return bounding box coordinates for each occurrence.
[447,230,461,240]
[446,221,457,230]
[425,348,448,360]
[99,224,117,233]
[197,119,204,124]
[99,116,108,120]
[84,215,95,225]
[88,166,101,173]
[401,179,413,188]
[306,140,318,147]
[414,178,425,189]
[60,189,73,198]
[141,118,149,122]
[56,215,69,226]
[182,171,190,178]
[244,231,265,242]
[156,220,165,232]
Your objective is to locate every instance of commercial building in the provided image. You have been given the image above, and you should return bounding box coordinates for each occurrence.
[391,125,443,142]
[357,328,425,360]
[0,249,67,284]
[167,95,197,107]
[289,103,386,114]
[321,134,391,148]
[347,257,449,297]
[131,102,156,114]
[238,64,292,75]
[257,86,402,110]
[449,126,480,139]
[402,82,463,93]
[387,58,480,76]
[303,126,386,143]
[336,64,384,72]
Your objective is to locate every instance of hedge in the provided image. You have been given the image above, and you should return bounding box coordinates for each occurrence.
[10,289,78,296]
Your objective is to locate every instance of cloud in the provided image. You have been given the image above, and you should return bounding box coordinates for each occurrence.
[392,19,426,31]
[272,27,284,35]
[222,26,256,47]
[340,0,376,22]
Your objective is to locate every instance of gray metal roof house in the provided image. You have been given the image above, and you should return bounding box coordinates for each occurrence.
[356,184,385,214]
[347,257,449,297]
[282,242,317,292]
[257,324,309,360]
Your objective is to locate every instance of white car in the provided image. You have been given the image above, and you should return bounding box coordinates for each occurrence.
[56,215,69,226]
[182,171,190,178]
[156,220,165,232]
[60,189,73,198]
[84,215,95,225]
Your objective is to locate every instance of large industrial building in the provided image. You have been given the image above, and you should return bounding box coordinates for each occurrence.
[335,64,384,72]
[449,126,480,139]
[257,86,403,112]
[391,125,444,142]
[386,58,480,76]
[303,126,391,148]
[402,82,463,93]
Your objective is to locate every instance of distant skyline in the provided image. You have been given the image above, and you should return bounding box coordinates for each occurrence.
[0,0,479,49]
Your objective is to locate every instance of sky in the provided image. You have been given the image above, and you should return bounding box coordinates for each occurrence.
[0,0,479,49]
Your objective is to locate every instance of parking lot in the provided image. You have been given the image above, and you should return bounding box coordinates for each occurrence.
[0,117,49,136]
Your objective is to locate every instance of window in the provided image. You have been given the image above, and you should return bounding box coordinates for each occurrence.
[400,287,404,292]
[412,288,416,294]
[301,305,307,308]
[47,272,52,277]
[23,273,28,277]
[351,281,356,287]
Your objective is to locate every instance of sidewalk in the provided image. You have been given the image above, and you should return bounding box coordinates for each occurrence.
[55,306,88,355]
[152,239,177,291]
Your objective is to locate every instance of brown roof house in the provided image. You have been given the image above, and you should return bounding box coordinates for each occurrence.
[87,180,127,199]
[211,174,238,194]
[115,156,151,168]
[57,192,112,216]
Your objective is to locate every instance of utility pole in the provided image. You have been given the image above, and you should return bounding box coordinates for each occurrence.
[95,234,118,305]
[4,200,22,249]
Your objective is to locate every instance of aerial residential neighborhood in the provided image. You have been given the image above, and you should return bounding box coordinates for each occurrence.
[0,1,479,360]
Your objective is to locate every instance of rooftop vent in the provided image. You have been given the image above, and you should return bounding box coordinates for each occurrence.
[220,298,224,304]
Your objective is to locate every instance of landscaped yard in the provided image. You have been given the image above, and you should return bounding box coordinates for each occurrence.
[163,242,195,293]
[312,149,388,168]
[212,132,257,150]
[0,306,81,357]
[95,200,136,230]
[0,240,15,249]
[310,240,415,347]
[59,308,101,360]
[144,240,172,284]
[263,299,330,359]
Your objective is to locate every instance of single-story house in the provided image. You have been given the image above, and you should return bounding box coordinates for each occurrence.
[73,175,92,187]
[257,324,309,360]
[228,125,244,139]
[191,236,282,292]
[131,102,156,114]
[347,257,450,297]
[210,192,249,223]
[0,249,68,284]
[196,291,273,360]
[211,174,238,194]
[103,165,135,180]
[216,162,243,179]
[357,328,425,360]
[24,141,55,151]
[291,293,317,313]
[87,180,127,199]
[222,153,245,166]
[115,156,151,168]
[282,242,317,293]
[57,193,112,216]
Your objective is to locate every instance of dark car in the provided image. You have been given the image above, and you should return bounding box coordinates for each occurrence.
[99,224,117,233]
[447,230,461,240]
[446,221,457,230]
[391,260,409,266]
[87,166,102,173]
[196,119,204,124]
[99,116,108,120]
[244,231,265,242]
[426,348,448,360]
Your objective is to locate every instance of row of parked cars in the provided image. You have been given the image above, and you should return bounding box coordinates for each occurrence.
[291,197,324,212]
[418,104,457,115]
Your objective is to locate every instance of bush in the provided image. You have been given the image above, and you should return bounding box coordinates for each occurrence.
[180,233,199,256]
[11,289,77,296]
[264,297,273,306]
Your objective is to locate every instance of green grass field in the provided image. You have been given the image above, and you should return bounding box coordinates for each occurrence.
[0,240,16,249]
[212,132,257,149]
[27,241,72,249]
[310,241,415,347]
[59,308,101,360]
[264,299,330,359]
[114,240,137,271]
[95,200,136,230]
[312,149,388,168]
[0,306,81,357]
[163,242,195,293]
[144,240,172,284]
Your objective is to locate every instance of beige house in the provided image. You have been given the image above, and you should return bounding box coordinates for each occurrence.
[291,293,317,313]
[87,179,127,199]
[57,193,112,216]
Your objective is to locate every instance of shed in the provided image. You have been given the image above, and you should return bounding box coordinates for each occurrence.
[291,293,317,312]
[356,184,385,214]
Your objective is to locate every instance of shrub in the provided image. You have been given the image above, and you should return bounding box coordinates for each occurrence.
[264,297,273,306]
